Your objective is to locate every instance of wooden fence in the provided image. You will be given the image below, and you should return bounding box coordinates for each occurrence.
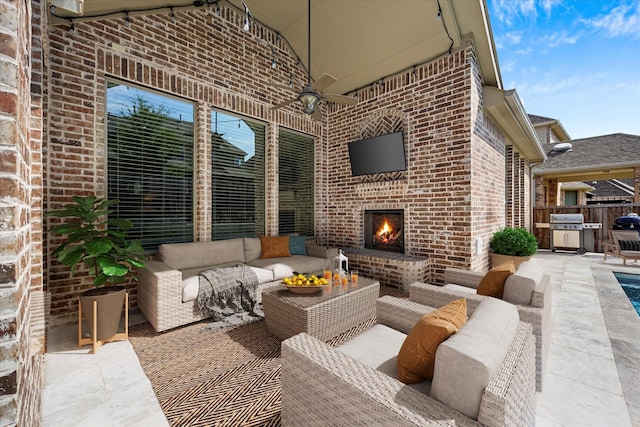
[533,204,640,253]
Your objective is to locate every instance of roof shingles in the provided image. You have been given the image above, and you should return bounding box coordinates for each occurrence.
[533,133,640,172]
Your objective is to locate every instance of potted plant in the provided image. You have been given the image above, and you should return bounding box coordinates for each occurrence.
[489,227,538,268]
[46,195,146,350]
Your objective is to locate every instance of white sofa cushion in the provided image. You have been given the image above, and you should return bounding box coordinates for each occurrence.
[337,324,432,395]
[503,259,543,305]
[247,255,326,280]
[430,298,519,420]
[180,264,274,303]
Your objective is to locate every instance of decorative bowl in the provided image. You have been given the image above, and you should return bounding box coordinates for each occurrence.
[283,285,324,294]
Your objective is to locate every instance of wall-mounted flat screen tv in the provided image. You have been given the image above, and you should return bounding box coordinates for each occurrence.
[348,131,407,176]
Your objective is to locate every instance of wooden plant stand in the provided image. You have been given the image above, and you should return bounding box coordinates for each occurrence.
[78,292,129,354]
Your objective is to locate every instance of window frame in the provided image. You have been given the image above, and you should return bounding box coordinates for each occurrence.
[105,78,197,250]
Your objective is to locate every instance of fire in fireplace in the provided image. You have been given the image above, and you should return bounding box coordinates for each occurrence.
[364,210,404,253]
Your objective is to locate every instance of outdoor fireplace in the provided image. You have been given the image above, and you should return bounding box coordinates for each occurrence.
[364,209,404,253]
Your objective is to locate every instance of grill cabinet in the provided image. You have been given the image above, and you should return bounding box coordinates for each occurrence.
[550,213,584,253]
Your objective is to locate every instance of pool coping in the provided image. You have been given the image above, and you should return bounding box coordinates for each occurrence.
[591,262,640,425]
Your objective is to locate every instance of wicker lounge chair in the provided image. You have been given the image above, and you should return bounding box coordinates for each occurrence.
[604,229,640,265]
[281,296,536,426]
[409,259,551,392]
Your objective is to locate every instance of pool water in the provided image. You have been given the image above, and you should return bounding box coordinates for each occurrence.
[613,272,640,317]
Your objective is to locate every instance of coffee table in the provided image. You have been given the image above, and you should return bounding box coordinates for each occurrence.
[261,276,380,341]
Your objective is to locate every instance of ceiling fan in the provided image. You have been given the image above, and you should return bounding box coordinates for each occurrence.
[270,0,357,120]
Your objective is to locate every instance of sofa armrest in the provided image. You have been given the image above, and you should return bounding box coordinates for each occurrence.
[281,333,479,427]
[477,322,536,427]
[443,268,484,289]
[409,282,484,314]
[375,295,435,334]
[304,244,338,259]
[530,274,550,308]
[137,260,183,331]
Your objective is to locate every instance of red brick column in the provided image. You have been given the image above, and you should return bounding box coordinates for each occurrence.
[0,0,45,425]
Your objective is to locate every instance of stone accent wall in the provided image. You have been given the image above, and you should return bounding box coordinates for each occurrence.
[0,0,45,425]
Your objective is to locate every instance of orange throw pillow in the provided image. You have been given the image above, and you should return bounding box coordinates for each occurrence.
[397,298,467,383]
[259,235,291,259]
[476,261,516,299]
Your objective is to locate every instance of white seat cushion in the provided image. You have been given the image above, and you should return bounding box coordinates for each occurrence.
[180,265,274,303]
[337,324,432,395]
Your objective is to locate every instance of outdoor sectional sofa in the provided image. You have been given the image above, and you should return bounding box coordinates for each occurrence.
[138,237,337,332]
[281,296,536,426]
[409,258,551,392]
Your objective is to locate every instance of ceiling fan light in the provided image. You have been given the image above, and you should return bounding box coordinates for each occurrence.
[300,92,320,115]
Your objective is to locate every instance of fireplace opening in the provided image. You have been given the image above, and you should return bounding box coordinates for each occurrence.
[364,210,404,253]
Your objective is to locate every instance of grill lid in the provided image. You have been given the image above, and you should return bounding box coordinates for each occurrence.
[550,213,584,223]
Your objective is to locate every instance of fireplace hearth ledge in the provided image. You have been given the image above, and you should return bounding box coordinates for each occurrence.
[342,247,429,295]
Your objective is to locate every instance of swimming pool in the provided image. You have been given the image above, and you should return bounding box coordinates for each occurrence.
[613,272,640,317]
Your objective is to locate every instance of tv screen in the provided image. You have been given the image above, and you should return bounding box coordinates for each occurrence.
[348,131,406,176]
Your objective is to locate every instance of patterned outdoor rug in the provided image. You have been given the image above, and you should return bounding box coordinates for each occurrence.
[129,317,376,426]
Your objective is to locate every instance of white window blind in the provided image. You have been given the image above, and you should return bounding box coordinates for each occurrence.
[107,82,194,251]
[211,111,265,240]
[278,129,314,236]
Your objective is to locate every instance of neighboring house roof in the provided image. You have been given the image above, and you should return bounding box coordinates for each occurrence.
[561,181,593,191]
[528,114,571,141]
[533,133,640,175]
[586,179,634,200]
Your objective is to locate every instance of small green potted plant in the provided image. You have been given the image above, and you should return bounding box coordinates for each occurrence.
[489,227,538,268]
[47,195,147,349]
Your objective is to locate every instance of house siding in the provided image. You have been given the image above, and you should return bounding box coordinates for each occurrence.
[38,8,524,324]
[0,0,45,425]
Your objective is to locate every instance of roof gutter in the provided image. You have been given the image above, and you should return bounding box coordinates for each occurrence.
[483,86,546,162]
[533,161,640,175]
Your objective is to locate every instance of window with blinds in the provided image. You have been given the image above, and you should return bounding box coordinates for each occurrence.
[107,81,194,251]
[211,110,265,240]
[278,129,314,236]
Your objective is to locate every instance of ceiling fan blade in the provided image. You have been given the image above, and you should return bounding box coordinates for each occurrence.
[324,94,358,106]
[311,106,323,121]
[271,98,298,110]
[312,74,337,92]
[267,82,297,92]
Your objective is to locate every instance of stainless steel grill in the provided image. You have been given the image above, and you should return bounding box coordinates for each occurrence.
[550,213,584,253]
[549,213,584,230]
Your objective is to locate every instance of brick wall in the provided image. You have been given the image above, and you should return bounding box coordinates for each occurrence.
[43,7,320,326]
[325,39,507,282]
[42,8,524,324]
[0,0,45,425]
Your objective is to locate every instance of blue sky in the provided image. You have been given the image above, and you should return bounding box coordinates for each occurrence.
[487,0,640,139]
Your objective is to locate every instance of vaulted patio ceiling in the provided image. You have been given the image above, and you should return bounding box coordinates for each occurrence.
[48,0,501,96]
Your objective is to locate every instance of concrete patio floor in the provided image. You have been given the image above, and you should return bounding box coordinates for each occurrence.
[41,251,640,426]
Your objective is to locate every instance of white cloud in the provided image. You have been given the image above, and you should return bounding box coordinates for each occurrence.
[583,2,640,38]
[540,0,562,16]
[491,0,564,24]
[492,0,537,24]
[514,48,533,55]
[539,32,580,48]
[505,31,522,45]
[501,60,516,73]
